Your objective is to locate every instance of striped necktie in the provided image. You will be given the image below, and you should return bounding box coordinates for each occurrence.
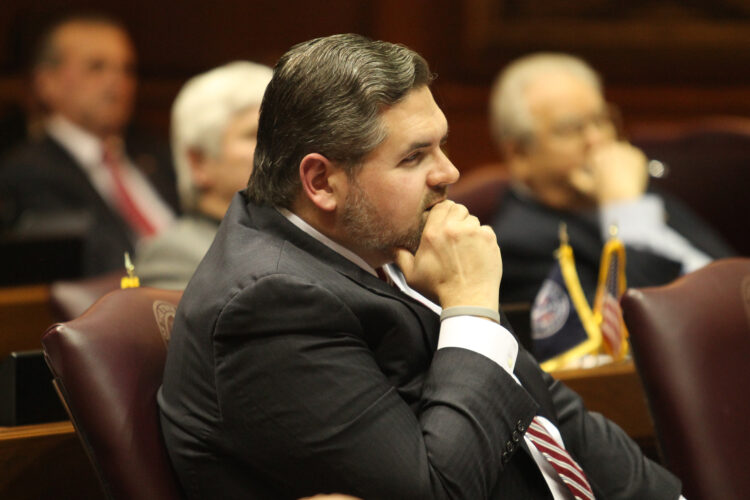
[375,266,396,287]
[526,416,595,500]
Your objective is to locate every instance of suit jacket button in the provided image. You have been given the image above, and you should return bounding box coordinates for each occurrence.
[512,430,521,443]
[516,420,526,432]
[502,451,510,463]
[505,441,514,452]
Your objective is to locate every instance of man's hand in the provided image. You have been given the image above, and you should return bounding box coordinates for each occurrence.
[569,141,649,205]
[394,200,501,311]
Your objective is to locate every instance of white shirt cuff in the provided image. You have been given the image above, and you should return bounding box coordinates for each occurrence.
[600,194,665,240]
[437,316,518,375]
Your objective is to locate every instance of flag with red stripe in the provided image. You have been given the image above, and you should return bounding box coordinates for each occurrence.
[593,232,629,360]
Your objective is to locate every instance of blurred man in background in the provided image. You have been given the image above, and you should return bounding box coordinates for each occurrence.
[489,52,734,304]
[135,61,272,289]
[0,13,178,277]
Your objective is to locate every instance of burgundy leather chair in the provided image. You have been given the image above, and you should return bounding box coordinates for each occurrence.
[41,287,184,500]
[630,116,750,255]
[621,258,750,500]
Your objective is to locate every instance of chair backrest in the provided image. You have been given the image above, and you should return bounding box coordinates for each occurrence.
[448,163,510,225]
[630,116,750,255]
[41,287,184,500]
[621,258,750,500]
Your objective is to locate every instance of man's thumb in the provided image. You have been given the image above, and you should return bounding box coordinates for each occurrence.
[393,248,415,278]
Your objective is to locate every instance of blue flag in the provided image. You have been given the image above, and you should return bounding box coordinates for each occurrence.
[531,262,589,362]
[530,226,603,372]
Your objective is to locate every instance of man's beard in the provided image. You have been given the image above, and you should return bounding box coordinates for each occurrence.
[341,178,441,258]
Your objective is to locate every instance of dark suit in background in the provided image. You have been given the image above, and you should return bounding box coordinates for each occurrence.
[491,188,735,304]
[158,193,681,499]
[0,132,178,276]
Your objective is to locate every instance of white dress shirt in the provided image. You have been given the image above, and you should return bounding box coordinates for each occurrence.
[46,115,174,237]
[600,194,711,274]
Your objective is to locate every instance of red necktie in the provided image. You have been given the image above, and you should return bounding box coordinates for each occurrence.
[376,266,396,287]
[526,417,595,500]
[102,140,157,238]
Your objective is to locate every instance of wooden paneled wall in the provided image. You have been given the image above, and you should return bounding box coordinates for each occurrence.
[3,1,750,167]
[2,1,749,251]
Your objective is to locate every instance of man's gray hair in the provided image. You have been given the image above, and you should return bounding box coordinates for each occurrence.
[489,52,602,148]
[247,33,434,208]
[171,61,272,212]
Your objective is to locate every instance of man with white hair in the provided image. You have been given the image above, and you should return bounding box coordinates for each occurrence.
[489,52,734,304]
[135,61,272,289]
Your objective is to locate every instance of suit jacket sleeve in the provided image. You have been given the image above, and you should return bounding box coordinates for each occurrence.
[211,273,539,499]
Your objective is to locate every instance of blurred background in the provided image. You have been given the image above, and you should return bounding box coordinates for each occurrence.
[2,1,749,155]
[1,0,749,253]
[1,4,748,498]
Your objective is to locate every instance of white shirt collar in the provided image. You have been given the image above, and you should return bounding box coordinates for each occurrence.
[46,115,105,174]
[278,208,379,277]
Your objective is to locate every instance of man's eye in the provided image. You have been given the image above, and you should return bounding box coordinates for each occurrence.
[87,59,106,73]
[403,152,421,163]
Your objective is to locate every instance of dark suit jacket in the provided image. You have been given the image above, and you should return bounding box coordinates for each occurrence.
[492,189,735,305]
[158,192,681,500]
[0,132,179,276]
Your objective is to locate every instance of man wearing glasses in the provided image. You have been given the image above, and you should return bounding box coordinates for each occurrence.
[488,53,733,304]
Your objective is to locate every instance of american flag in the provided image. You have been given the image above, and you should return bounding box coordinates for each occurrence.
[594,236,628,360]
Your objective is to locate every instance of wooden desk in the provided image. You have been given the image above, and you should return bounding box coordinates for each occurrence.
[552,359,660,460]
[0,421,104,499]
[0,284,57,357]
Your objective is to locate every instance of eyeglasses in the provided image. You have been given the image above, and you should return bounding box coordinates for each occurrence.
[544,102,625,141]
[548,109,615,140]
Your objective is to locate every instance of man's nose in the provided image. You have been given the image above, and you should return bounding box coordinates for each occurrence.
[583,121,610,150]
[428,150,460,187]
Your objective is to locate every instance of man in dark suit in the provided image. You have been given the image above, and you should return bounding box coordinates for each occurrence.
[0,14,178,276]
[489,53,734,304]
[159,34,682,499]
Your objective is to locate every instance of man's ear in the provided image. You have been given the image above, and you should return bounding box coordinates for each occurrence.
[299,153,345,212]
[33,69,58,111]
[503,139,532,183]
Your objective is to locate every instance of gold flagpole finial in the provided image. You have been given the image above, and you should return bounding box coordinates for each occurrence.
[608,223,619,239]
[121,252,141,289]
[558,222,569,246]
[124,252,135,277]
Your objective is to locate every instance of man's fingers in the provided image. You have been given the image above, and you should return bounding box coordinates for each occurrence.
[425,199,473,228]
[424,199,454,226]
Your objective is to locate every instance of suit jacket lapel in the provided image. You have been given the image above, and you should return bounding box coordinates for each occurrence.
[44,135,136,239]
